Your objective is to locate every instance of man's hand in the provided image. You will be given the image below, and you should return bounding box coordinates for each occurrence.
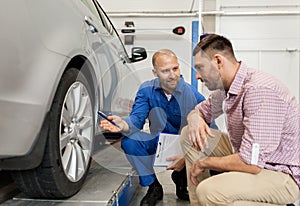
[166,155,185,171]
[187,109,214,152]
[190,159,205,186]
[100,115,129,133]
[189,154,262,186]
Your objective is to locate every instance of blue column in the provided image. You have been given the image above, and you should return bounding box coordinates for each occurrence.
[191,21,198,89]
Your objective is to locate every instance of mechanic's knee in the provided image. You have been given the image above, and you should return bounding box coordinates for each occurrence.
[121,137,138,155]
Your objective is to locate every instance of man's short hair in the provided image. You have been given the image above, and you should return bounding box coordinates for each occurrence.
[152,49,177,68]
[193,34,235,60]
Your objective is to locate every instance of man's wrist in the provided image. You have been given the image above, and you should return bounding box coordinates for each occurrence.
[197,156,209,170]
[121,120,130,133]
[187,109,200,122]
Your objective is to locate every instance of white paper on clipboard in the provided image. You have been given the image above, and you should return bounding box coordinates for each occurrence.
[153,133,184,167]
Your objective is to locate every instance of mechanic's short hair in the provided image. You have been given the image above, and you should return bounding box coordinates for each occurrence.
[152,49,177,68]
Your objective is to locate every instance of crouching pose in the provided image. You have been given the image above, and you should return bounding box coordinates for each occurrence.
[101,49,217,205]
[181,34,300,206]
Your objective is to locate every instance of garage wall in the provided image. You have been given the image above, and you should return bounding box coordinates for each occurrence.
[99,0,300,103]
[215,0,300,101]
[106,17,195,84]
[100,0,212,84]
[100,0,195,12]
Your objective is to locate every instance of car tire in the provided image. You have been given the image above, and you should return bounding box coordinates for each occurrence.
[13,68,95,198]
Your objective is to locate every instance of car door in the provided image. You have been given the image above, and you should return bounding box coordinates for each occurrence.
[92,0,141,116]
[77,0,141,117]
[78,0,122,114]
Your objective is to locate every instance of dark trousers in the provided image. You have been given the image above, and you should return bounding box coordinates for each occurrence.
[171,166,187,187]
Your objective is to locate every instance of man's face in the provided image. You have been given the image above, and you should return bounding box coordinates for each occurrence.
[194,51,223,91]
[152,55,181,94]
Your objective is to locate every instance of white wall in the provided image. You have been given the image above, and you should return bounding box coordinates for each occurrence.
[107,17,195,84]
[99,0,203,84]
[215,0,300,101]
[100,0,196,13]
[99,0,300,103]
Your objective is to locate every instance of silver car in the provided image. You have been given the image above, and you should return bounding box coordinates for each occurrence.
[0,0,146,198]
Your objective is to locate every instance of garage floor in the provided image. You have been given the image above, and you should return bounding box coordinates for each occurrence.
[1,142,298,206]
[129,168,190,206]
[0,142,189,206]
[1,142,136,206]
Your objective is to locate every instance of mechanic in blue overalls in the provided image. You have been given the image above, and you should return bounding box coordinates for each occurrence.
[100,49,217,206]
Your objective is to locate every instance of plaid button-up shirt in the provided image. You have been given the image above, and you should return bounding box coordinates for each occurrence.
[196,62,300,187]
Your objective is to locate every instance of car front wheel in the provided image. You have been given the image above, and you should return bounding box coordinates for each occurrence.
[13,68,94,198]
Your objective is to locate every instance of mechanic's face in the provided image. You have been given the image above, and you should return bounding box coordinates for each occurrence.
[194,51,223,91]
[152,55,181,94]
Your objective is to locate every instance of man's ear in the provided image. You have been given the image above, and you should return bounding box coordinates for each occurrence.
[152,68,157,77]
[213,54,224,70]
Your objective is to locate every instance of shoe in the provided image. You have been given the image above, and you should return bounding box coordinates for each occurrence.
[175,182,189,201]
[171,170,189,201]
[140,181,163,206]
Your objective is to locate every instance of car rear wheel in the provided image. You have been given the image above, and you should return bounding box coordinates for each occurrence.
[13,68,94,198]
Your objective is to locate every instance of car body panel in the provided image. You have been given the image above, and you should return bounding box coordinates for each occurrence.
[0,0,144,163]
[0,51,67,157]
[0,1,75,157]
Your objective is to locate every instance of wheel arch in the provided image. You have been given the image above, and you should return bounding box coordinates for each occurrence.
[0,55,100,171]
[65,55,98,104]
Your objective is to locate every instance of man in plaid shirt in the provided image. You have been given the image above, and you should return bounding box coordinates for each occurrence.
[181,34,300,205]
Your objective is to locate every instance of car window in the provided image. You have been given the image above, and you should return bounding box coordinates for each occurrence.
[93,0,114,35]
[80,0,107,30]
[80,0,98,18]
[81,0,130,60]
[80,0,115,36]
[93,0,130,58]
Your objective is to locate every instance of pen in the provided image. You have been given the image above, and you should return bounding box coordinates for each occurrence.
[97,111,121,129]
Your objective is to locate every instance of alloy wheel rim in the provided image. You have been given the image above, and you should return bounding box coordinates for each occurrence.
[59,81,93,182]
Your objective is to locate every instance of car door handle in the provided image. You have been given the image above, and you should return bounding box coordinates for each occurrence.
[84,16,98,33]
[119,54,127,64]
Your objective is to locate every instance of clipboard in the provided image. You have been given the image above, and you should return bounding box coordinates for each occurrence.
[153,133,184,167]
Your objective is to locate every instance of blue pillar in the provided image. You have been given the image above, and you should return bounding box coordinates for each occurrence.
[191,21,198,89]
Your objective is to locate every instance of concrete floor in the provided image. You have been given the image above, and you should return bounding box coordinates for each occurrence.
[129,168,300,206]
[1,163,134,206]
[0,140,189,206]
[1,140,299,206]
[129,168,189,206]
[96,141,190,205]
[0,142,135,206]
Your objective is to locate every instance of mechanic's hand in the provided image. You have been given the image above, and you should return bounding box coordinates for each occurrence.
[190,160,205,186]
[166,155,185,171]
[187,110,214,152]
[100,115,124,132]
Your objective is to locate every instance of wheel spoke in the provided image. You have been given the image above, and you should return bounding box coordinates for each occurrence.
[76,95,89,120]
[60,132,71,149]
[68,146,78,181]
[72,83,82,118]
[65,91,75,117]
[62,106,72,126]
[78,116,93,130]
[78,134,91,150]
[61,143,73,171]
[74,142,86,175]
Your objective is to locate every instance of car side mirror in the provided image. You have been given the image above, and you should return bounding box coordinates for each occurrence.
[130,47,147,63]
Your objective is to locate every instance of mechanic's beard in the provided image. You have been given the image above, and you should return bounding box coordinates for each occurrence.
[164,78,178,93]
